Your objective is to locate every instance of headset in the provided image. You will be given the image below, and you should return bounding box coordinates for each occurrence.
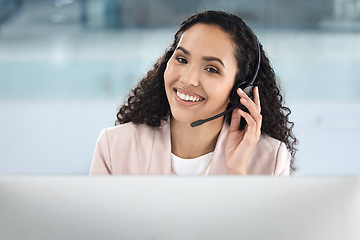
[190,39,261,128]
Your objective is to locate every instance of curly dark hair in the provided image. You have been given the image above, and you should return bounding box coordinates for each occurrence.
[116,11,298,172]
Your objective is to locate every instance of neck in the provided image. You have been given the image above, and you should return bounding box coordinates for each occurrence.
[170,116,223,159]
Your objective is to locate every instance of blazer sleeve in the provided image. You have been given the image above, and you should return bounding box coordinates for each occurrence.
[273,142,291,176]
[90,129,112,175]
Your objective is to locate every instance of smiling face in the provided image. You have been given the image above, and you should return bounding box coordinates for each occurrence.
[164,23,238,125]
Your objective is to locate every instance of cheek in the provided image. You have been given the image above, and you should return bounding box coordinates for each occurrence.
[205,81,234,103]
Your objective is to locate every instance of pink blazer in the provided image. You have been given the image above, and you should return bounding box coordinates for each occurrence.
[90,121,291,175]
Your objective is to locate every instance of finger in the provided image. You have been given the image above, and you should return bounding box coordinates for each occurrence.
[240,97,261,121]
[253,86,261,110]
[237,88,252,101]
[240,101,262,136]
[236,87,262,132]
[240,111,262,143]
[239,110,257,134]
[237,88,259,112]
[229,108,242,132]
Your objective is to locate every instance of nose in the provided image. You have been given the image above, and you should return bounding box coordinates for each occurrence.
[180,65,200,87]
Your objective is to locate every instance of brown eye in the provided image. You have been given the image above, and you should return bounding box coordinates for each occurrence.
[205,67,219,74]
[176,57,187,64]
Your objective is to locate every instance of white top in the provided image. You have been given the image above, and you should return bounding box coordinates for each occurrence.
[171,152,213,176]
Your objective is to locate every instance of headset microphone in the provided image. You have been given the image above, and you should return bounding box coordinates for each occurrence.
[190,103,242,127]
[190,39,261,128]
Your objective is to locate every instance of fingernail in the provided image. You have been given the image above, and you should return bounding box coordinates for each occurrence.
[238,88,244,93]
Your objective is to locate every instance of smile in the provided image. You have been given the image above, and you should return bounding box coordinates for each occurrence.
[176,89,203,102]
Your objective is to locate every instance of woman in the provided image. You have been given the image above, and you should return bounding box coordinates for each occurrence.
[90,11,297,176]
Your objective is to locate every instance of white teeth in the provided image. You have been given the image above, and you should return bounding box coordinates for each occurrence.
[176,90,201,102]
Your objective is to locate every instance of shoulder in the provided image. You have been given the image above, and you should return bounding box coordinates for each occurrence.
[101,122,152,140]
[91,121,170,175]
[248,134,291,176]
[99,121,170,150]
[257,134,284,154]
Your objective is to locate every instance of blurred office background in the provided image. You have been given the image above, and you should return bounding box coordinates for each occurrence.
[0,0,359,175]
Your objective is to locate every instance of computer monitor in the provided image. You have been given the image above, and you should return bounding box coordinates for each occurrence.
[0,176,359,240]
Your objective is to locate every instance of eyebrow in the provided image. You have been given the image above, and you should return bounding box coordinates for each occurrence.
[176,46,225,68]
[202,56,225,68]
[177,46,190,55]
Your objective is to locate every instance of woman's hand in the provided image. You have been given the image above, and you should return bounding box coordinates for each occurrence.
[225,86,262,175]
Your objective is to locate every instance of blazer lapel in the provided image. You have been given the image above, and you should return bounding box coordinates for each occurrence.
[148,121,172,174]
[208,121,229,174]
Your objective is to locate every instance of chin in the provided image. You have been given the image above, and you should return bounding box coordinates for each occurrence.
[171,113,195,124]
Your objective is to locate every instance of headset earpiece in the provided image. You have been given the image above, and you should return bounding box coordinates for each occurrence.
[229,81,253,111]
